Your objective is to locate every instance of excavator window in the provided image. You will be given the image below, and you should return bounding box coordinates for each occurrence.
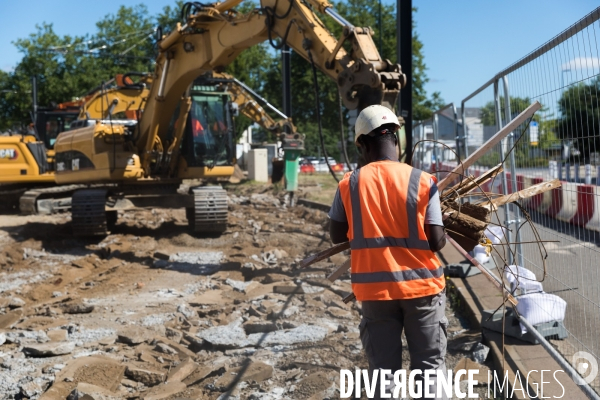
[180,92,233,167]
[35,111,79,149]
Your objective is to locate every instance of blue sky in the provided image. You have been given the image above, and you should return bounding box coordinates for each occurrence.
[0,0,598,105]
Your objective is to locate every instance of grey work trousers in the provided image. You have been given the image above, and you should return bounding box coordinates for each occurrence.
[359,289,448,400]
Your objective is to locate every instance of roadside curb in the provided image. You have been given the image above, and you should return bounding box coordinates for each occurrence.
[446,277,528,400]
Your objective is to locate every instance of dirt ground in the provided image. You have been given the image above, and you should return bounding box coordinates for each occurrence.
[0,178,495,399]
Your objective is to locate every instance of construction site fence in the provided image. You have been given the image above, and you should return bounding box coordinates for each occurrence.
[412,7,600,397]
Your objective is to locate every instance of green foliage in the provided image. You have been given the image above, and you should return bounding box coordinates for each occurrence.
[557,78,600,159]
[1,0,443,155]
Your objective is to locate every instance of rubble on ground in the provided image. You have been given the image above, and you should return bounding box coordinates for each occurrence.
[0,182,494,399]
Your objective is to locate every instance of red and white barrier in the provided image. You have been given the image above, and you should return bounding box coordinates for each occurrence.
[427,160,599,233]
[585,186,600,232]
[555,183,579,222]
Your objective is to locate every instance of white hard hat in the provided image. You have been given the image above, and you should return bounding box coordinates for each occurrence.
[354,105,401,144]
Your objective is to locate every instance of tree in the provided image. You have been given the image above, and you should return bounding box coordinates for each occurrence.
[479,97,550,167]
[558,78,600,160]
[0,6,157,131]
[1,0,443,154]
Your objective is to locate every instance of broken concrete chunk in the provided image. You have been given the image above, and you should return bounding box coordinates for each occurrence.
[21,378,50,398]
[120,378,140,389]
[189,290,228,306]
[0,309,23,329]
[0,332,5,346]
[243,320,278,335]
[472,342,490,364]
[247,306,265,318]
[8,296,26,308]
[448,331,481,352]
[47,329,69,342]
[325,307,353,320]
[67,382,121,400]
[156,338,196,360]
[125,366,166,387]
[176,303,196,319]
[225,278,254,293]
[71,258,94,269]
[117,326,153,345]
[22,341,75,357]
[273,285,304,295]
[61,301,95,314]
[198,319,328,348]
[165,327,183,343]
[167,358,198,383]
[155,343,178,355]
[142,381,187,400]
[182,364,226,386]
[262,273,290,284]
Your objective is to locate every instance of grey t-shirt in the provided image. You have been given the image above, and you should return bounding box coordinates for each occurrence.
[328,178,443,226]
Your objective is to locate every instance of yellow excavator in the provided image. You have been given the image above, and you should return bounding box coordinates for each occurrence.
[50,0,405,236]
[17,71,299,214]
[0,74,151,212]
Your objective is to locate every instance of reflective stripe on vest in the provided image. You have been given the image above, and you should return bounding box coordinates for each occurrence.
[351,265,444,284]
[349,167,431,251]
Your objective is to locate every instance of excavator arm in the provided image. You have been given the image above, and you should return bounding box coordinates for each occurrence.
[137,0,406,173]
[79,74,151,120]
[212,72,295,135]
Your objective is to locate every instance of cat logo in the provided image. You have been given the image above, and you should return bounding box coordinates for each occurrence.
[0,149,17,160]
[72,158,80,171]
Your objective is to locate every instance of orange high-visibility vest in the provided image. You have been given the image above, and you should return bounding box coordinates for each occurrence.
[338,161,445,301]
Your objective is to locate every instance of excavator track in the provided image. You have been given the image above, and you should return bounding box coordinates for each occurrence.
[187,186,228,234]
[71,189,111,237]
[19,184,87,215]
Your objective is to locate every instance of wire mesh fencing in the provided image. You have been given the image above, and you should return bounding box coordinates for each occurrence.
[413,7,600,396]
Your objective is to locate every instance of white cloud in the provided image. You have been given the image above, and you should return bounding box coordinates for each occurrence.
[561,57,600,71]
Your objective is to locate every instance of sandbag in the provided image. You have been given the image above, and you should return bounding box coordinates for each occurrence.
[503,265,543,294]
[516,292,567,334]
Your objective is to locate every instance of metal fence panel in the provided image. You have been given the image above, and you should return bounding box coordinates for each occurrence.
[426,7,600,396]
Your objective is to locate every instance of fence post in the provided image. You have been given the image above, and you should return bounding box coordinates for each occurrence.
[575,163,580,183]
[502,76,524,267]
[461,100,469,168]
[494,79,515,265]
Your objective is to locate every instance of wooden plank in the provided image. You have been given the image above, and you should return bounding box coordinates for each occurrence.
[480,179,561,210]
[443,163,503,200]
[437,101,542,192]
[327,258,351,282]
[299,242,350,268]
[445,234,518,307]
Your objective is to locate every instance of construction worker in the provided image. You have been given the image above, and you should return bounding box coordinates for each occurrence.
[328,105,447,399]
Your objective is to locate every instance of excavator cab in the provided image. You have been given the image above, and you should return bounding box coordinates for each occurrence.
[180,79,235,168]
[35,109,79,149]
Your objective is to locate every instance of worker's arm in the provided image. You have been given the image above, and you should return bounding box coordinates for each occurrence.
[328,188,349,244]
[330,219,350,244]
[425,179,446,252]
[425,224,446,252]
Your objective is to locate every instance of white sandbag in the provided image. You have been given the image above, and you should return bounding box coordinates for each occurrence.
[473,245,491,264]
[485,226,506,245]
[503,265,543,294]
[516,292,567,334]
